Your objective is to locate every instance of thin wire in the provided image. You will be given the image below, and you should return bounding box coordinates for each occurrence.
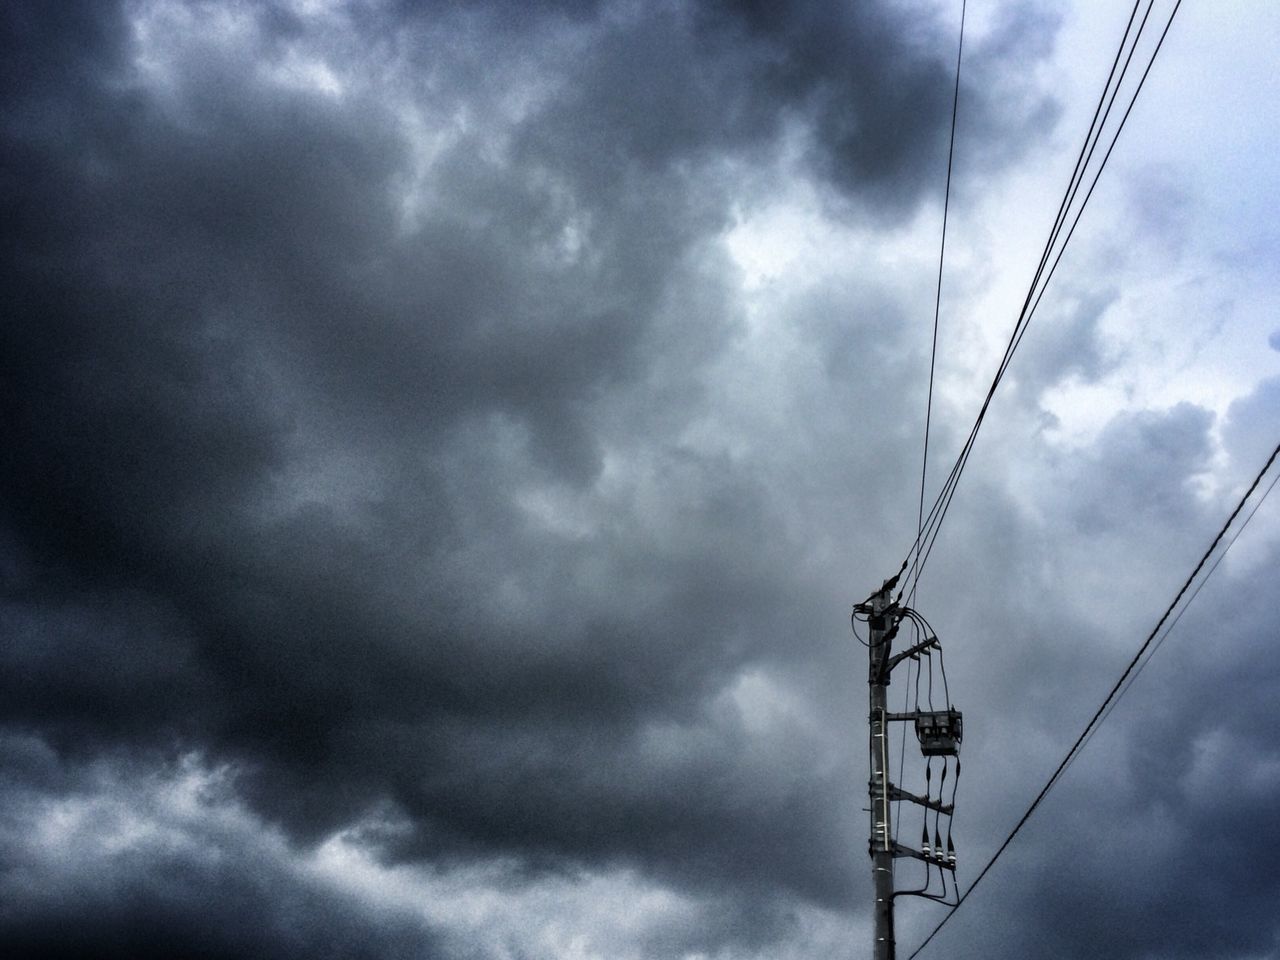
[912,0,967,607]
[933,759,947,875]
[946,756,960,862]
[906,438,1280,960]
[936,643,951,708]
[899,0,1145,602]
[926,650,935,712]
[914,645,924,711]
[893,646,914,848]
[900,0,1185,599]
[910,0,1181,590]
[911,0,1182,592]
[851,609,871,647]
[1004,0,1175,377]
[1074,465,1280,764]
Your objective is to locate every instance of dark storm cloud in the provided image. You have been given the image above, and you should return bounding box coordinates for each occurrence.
[890,370,1280,960]
[10,0,1224,957]
[950,533,1280,960]
[3,848,440,960]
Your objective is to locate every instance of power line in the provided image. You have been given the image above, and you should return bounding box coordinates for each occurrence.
[1073,463,1280,767]
[906,0,1175,596]
[906,439,1280,960]
[900,0,1183,600]
[908,0,1183,593]
[912,0,967,607]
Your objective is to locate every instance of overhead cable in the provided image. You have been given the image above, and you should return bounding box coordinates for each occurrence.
[899,0,1183,601]
[1073,461,1280,767]
[906,438,1280,960]
[912,0,967,606]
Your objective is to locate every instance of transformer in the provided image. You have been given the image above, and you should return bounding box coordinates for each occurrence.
[914,708,963,756]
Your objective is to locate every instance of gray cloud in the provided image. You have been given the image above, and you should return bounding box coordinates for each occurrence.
[0,739,445,960]
[3,0,1275,958]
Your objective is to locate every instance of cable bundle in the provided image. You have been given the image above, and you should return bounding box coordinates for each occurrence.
[901,0,1185,603]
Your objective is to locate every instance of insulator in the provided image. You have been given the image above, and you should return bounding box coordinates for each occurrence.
[925,759,932,787]
[934,828,943,856]
[955,759,961,777]
[939,762,948,788]
[921,826,930,856]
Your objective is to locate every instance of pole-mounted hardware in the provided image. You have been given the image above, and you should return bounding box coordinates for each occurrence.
[857,581,965,959]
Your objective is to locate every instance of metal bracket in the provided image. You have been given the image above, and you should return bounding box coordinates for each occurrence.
[883,711,923,722]
[888,783,953,816]
[891,841,955,871]
[883,636,938,677]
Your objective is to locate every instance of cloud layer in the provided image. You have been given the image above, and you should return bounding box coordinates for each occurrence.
[3,1,1277,958]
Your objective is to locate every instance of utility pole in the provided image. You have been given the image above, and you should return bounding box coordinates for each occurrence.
[867,581,896,960]
[856,580,963,960]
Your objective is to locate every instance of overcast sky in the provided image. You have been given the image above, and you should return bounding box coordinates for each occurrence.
[3,1,1278,958]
